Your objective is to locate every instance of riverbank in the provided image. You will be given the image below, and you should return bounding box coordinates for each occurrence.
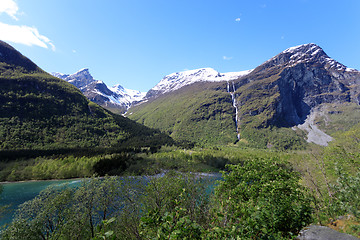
[0,177,84,185]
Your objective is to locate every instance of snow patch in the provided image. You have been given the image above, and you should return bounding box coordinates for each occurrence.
[109,85,146,104]
[150,68,253,96]
[51,69,146,111]
[266,43,356,73]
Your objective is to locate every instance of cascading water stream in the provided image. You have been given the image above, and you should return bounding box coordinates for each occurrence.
[227,81,240,140]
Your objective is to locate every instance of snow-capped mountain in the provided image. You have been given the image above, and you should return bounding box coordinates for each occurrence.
[127,43,360,147]
[145,68,252,99]
[260,43,356,73]
[51,69,145,114]
[110,84,146,103]
[52,68,95,89]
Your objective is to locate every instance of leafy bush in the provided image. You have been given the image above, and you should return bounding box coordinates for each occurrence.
[330,166,360,219]
[2,159,315,239]
[210,157,313,239]
[1,176,144,240]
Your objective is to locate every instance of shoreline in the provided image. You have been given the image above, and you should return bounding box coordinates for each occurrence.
[0,177,84,185]
[0,171,222,184]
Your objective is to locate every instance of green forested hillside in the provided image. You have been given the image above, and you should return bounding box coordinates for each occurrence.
[127,44,360,150]
[128,81,238,146]
[127,80,307,149]
[0,41,173,150]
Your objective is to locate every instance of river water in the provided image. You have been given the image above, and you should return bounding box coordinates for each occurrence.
[0,179,81,226]
[0,173,221,227]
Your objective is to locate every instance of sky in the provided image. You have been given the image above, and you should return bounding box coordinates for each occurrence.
[0,0,359,92]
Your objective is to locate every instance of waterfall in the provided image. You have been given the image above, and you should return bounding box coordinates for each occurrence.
[227,81,240,140]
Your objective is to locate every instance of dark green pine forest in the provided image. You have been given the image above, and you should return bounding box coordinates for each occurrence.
[0,41,359,239]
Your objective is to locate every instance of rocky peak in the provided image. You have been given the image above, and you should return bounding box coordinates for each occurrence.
[273,43,327,64]
[255,43,353,75]
[53,68,95,89]
[51,68,146,114]
[242,44,360,128]
[68,68,95,88]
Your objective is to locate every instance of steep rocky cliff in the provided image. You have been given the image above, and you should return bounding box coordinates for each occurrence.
[234,43,360,128]
[128,44,360,148]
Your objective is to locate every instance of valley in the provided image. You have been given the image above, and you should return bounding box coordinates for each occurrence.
[0,40,359,239]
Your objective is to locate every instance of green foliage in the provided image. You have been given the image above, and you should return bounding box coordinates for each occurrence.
[2,186,74,240]
[236,75,281,128]
[1,159,321,239]
[331,166,360,219]
[316,103,360,135]
[93,217,116,240]
[1,176,144,240]
[139,172,211,239]
[240,126,307,150]
[140,207,204,240]
[128,82,238,146]
[142,172,211,220]
[0,52,173,150]
[128,77,308,150]
[210,157,313,239]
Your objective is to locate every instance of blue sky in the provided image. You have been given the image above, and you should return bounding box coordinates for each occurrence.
[0,0,359,92]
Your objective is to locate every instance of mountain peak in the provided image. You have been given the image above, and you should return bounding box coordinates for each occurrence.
[259,43,352,73]
[74,68,90,75]
[71,68,93,79]
[52,68,146,113]
[281,43,329,62]
[62,68,95,89]
[282,43,323,54]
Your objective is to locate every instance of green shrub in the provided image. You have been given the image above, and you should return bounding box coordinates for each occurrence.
[210,157,313,239]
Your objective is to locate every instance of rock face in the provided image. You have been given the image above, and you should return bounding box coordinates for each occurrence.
[295,107,333,146]
[297,225,359,240]
[52,69,145,114]
[52,68,94,89]
[235,43,360,127]
[127,43,360,146]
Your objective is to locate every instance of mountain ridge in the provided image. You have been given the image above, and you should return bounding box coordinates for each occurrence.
[0,40,173,150]
[145,67,253,99]
[127,43,360,148]
[51,69,146,114]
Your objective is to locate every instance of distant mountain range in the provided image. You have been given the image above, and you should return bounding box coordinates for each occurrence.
[43,42,360,149]
[127,43,360,148]
[51,69,145,114]
[51,68,254,114]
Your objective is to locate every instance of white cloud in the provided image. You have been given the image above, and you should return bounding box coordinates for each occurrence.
[223,56,233,60]
[0,0,19,20]
[0,22,55,51]
[235,17,241,22]
[0,1,55,51]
